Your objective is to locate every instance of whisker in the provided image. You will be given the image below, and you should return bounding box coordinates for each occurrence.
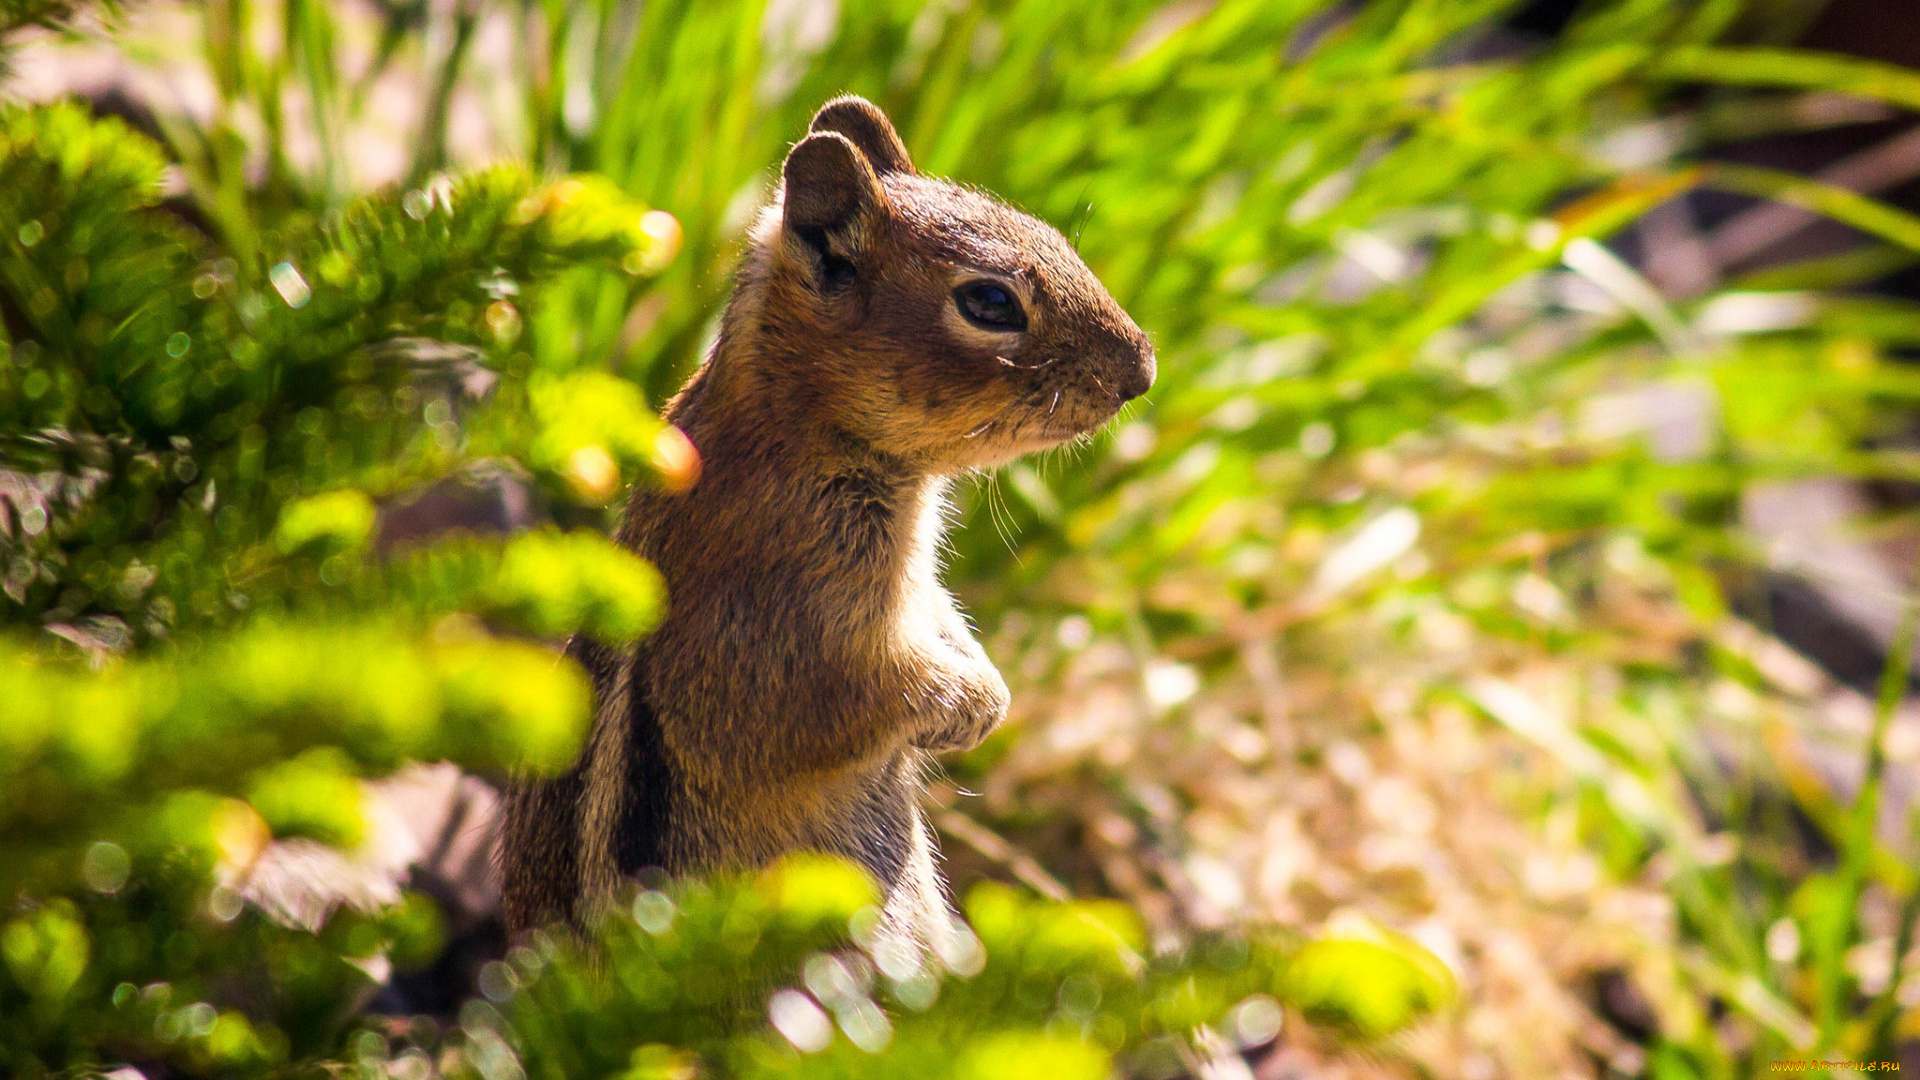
[990,474,1021,549]
[985,472,1022,561]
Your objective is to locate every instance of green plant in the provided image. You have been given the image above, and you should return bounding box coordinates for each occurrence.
[0,86,681,1073]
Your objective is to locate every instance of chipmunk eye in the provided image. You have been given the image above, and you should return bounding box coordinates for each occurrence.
[954,280,1027,332]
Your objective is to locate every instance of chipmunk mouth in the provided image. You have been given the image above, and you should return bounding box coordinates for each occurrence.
[949,358,1144,464]
[985,391,1124,450]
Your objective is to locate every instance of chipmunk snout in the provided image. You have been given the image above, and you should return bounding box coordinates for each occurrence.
[1118,342,1156,402]
[1106,322,1155,404]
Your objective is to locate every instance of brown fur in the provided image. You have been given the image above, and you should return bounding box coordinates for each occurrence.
[500,97,1154,944]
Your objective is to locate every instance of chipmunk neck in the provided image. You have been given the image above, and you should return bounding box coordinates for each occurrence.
[643,302,949,608]
[677,328,930,491]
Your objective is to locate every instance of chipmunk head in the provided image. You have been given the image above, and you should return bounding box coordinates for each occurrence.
[741,96,1154,472]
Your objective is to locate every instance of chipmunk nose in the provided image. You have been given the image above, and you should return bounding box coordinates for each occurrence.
[1117,339,1156,402]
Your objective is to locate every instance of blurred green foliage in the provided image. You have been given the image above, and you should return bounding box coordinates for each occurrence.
[492,858,1314,1080]
[6,0,1920,1076]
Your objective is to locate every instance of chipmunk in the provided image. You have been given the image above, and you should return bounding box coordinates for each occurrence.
[499,96,1154,947]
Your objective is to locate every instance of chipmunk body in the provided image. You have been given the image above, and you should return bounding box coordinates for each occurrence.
[500,97,1153,945]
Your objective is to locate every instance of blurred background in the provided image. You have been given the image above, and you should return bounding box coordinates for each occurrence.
[9,0,1920,1077]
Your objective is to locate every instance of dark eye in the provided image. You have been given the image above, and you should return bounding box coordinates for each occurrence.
[954,280,1027,331]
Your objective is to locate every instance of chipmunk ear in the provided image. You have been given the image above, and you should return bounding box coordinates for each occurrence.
[809,95,915,176]
[782,132,884,284]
